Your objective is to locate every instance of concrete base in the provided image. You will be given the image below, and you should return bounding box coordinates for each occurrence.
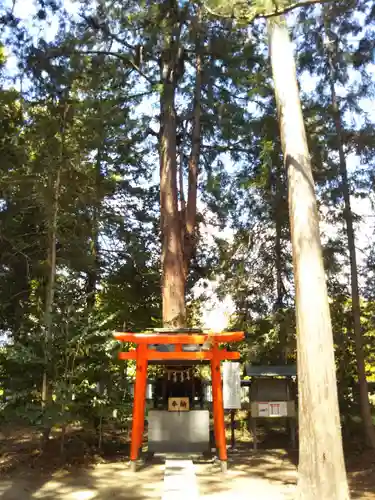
[220,460,228,474]
[130,460,137,472]
[148,410,210,454]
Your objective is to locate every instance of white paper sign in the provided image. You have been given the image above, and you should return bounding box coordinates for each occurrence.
[256,401,288,417]
[204,384,213,403]
[268,401,288,417]
[223,362,242,409]
[258,402,270,417]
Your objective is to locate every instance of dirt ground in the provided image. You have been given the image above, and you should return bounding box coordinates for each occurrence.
[0,426,374,500]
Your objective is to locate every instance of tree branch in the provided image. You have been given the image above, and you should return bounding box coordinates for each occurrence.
[80,14,138,53]
[81,50,155,85]
[259,0,335,19]
[42,46,155,85]
[204,0,336,22]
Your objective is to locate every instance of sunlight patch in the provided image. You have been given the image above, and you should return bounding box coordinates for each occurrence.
[69,490,97,500]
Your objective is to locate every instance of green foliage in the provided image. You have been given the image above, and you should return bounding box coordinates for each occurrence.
[204,0,322,22]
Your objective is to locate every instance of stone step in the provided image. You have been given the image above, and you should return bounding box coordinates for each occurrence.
[162,459,199,500]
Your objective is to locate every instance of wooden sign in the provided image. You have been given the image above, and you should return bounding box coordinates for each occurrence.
[168,397,190,412]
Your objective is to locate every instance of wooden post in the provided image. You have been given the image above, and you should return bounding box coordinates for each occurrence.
[130,344,148,470]
[230,410,236,449]
[290,418,297,449]
[211,344,227,472]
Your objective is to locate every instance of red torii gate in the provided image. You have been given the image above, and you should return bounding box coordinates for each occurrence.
[114,331,244,471]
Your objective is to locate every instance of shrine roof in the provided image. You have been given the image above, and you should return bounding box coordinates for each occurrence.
[245,364,297,377]
[114,330,244,344]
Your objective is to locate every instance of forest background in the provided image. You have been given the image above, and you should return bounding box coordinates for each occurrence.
[0,0,374,465]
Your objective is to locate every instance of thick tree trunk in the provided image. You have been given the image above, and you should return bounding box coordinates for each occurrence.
[160,51,186,327]
[268,17,350,500]
[159,6,202,327]
[326,50,375,448]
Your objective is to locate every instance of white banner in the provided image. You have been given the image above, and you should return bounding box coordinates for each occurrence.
[258,402,270,417]
[256,401,288,417]
[268,401,288,417]
[223,362,242,409]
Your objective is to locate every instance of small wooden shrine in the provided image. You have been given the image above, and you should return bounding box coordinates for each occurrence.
[114,329,244,471]
[245,364,297,448]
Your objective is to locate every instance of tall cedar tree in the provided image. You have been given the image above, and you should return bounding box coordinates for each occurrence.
[296,0,375,447]
[268,16,349,500]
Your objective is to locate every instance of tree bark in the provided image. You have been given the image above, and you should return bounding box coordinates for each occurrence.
[184,13,202,275]
[160,34,186,327]
[159,4,202,327]
[325,39,375,449]
[268,17,350,500]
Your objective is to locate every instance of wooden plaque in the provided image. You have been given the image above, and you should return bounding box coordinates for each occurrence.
[168,397,190,412]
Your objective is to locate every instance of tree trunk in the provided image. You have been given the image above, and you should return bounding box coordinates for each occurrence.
[86,147,102,310]
[275,209,283,310]
[159,5,202,328]
[184,13,202,275]
[267,17,350,500]
[41,165,61,448]
[271,160,285,310]
[273,162,288,362]
[160,44,186,327]
[326,41,375,449]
